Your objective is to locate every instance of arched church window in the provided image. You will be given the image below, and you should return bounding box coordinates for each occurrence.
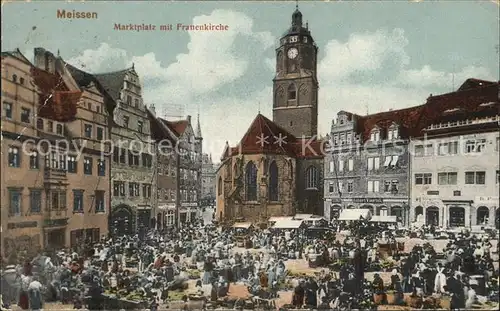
[305,165,318,189]
[268,161,279,201]
[245,161,258,201]
[288,84,297,101]
[218,177,223,196]
[277,51,283,69]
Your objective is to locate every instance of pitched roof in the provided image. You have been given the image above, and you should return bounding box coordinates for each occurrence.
[345,78,499,141]
[222,113,324,159]
[30,67,81,122]
[94,68,130,101]
[162,119,189,137]
[146,110,176,143]
[1,48,32,65]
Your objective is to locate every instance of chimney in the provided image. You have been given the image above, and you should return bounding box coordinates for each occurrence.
[149,104,156,116]
[187,115,191,124]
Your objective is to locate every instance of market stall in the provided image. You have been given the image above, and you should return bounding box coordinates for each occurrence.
[232,222,254,248]
[337,209,372,221]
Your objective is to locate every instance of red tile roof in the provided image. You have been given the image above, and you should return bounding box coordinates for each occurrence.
[163,119,189,137]
[31,67,81,122]
[350,78,499,141]
[222,114,324,159]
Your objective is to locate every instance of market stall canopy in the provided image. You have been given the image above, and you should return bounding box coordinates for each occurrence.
[369,215,397,223]
[338,209,372,221]
[272,219,306,229]
[293,214,315,220]
[232,222,253,229]
[268,216,294,222]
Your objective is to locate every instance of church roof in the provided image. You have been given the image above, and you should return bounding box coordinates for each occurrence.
[222,113,324,159]
[348,78,499,142]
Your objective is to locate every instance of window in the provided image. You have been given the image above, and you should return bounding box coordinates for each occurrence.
[56,124,63,135]
[97,127,104,140]
[465,171,486,185]
[424,144,434,156]
[113,181,125,196]
[12,74,17,82]
[496,170,499,184]
[391,180,399,192]
[438,172,458,185]
[142,153,152,167]
[36,118,43,129]
[127,95,132,105]
[496,137,499,151]
[414,145,424,157]
[142,184,152,198]
[303,36,308,43]
[129,183,140,197]
[48,121,53,132]
[98,159,106,176]
[50,191,66,210]
[94,190,105,213]
[367,180,380,193]
[67,156,77,173]
[338,181,343,193]
[384,181,391,192]
[73,190,84,213]
[29,151,39,169]
[387,127,398,140]
[9,189,22,216]
[21,108,31,123]
[84,124,92,138]
[119,148,126,164]
[8,146,20,167]
[305,166,318,189]
[83,157,92,175]
[383,156,392,167]
[329,182,334,193]
[339,134,345,145]
[329,161,334,172]
[123,116,129,128]
[346,132,352,143]
[348,159,353,171]
[290,36,298,43]
[370,130,380,142]
[338,159,344,172]
[29,190,41,213]
[134,98,139,108]
[347,181,353,193]
[218,177,223,196]
[465,139,486,153]
[415,173,432,185]
[245,161,258,201]
[268,161,279,201]
[137,120,143,133]
[3,102,12,118]
[287,84,296,101]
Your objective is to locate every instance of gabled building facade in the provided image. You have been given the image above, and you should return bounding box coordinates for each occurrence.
[160,115,202,225]
[1,48,111,257]
[201,153,217,206]
[94,67,157,236]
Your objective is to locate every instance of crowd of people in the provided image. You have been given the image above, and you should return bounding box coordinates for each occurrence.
[1,215,499,310]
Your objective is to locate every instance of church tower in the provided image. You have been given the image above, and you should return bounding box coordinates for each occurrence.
[272,4,319,138]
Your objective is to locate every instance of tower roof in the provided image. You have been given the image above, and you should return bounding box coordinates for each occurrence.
[282,5,311,38]
[195,113,202,138]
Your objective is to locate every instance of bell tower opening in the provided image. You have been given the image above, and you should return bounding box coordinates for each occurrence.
[272,4,319,139]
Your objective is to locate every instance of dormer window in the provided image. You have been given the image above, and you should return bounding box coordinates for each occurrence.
[287,84,297,101]
[370,129,380,142]
[290,36,298,43]
[387,125,399,140]
[303,37,308,43]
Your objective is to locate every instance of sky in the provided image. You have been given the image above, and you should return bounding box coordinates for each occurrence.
[2,0,499,161]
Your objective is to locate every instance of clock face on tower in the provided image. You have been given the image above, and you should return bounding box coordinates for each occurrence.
[287,47,298,59]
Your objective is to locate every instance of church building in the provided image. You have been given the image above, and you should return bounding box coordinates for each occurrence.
[216,6,324,223]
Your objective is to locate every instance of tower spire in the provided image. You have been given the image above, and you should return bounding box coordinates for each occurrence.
[195,113,202,138]
[296,0,298,9]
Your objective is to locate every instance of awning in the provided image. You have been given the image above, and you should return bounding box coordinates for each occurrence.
[272,219,305,229]
[383,156,392,167]
[232,222,253,229]
[268,216,293,222]
[293,214,315,220]
[337,209,371,221]
[390,155,399,166]
[369,215,397,223]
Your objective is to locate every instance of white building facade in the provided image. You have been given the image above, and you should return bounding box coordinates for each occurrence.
[410,81,499,229]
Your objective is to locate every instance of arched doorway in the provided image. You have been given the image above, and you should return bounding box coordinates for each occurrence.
[110,205,134,236]
[426,206,439,226]
[361,205,374,214]
[449,206,465,227]
[330,205,341,220]
[415,206,424,221]
[391,206,403,222]
[476,206,490,225]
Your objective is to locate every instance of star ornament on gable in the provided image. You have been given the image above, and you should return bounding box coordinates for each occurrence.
[274,133,288,147]
[256,133,270,147]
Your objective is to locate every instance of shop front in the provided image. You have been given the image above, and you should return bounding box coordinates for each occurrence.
[110,204,135,236]
[342,197,410,226]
